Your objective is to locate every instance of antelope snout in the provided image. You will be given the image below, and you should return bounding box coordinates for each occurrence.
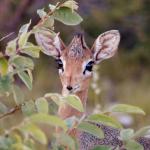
[66,85,73,91]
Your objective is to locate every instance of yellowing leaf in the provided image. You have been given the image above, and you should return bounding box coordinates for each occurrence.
[0,57,8,76]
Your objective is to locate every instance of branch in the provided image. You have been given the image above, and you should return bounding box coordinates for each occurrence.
[0,105,21,120]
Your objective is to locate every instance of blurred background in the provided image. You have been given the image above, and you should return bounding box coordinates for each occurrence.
[0,0,150,129]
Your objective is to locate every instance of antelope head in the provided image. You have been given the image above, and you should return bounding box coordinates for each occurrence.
[35,30,120,118]
[35,30,120,95]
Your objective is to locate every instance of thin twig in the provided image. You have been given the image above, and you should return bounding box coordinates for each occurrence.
[0,32,14,42]
[0,105,21,120]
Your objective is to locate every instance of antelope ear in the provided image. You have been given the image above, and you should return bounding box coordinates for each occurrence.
[91,30,120,64]
[35,31,65,58]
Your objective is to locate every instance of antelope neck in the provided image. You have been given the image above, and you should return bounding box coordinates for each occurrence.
[58,89,88,119]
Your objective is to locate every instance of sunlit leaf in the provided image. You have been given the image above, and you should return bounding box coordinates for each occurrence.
[120,129,134,141]
[37,9,47,19]
[0,57,8,76]
[18,71,32,90]
[49,4,56,11]
[125,140,144,150]
[18,32,31,48]
[35,97,49,114]
[30,113,67,131]
[110,104,145,115]
[22,122,47,145]
[54,7,83,25]
[63,95,84,112]
[19,20,31,34]
[21,100,36,116]
[12,85,24,105]
[0,102,8,114]
[87,114,122,128]
[78,121,104,139]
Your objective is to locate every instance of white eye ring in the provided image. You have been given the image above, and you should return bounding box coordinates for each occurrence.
[82,59,93,76]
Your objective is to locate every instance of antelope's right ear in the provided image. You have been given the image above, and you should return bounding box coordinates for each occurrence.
[91,30,120,64]
[35,31,65,58]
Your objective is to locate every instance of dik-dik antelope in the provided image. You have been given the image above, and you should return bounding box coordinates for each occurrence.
[35,30,150,150]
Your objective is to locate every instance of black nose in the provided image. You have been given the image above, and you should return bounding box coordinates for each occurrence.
[66,86,73,91]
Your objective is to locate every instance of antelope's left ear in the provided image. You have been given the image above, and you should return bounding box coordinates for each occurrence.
[35,31,65,58]
[91,30,120,64]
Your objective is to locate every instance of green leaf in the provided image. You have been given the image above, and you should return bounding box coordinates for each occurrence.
[92,146,111,150]
[21,100,36,116]
[12,85,24,105]
[35,97,49,114]
[21,43,41,58]
[110,104,145,115]
[12,143,32,150]
[63,95,84,112]
[0,102,8,114]
[18,71,32,90]
[61,0,78,11]
[44,93,62,106]
[134,126,150,138]
[19,20,31,34]
[87,114,122,129]
[54,7,83,25]
[22,122,47,145]
[30,113,67,131]
[57,132,76,150]
[5,39,17,56]
[120,129,134,141]
[11,55,34,70]
[125,140,144,150]
[18,32,30,48]
[78,121,104,139]
[0,57,8,76]
[37,9,47,19]
[0,75,13,94]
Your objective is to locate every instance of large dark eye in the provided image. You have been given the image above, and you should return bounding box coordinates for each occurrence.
[56,59,63,70]
[83,61,94,74]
